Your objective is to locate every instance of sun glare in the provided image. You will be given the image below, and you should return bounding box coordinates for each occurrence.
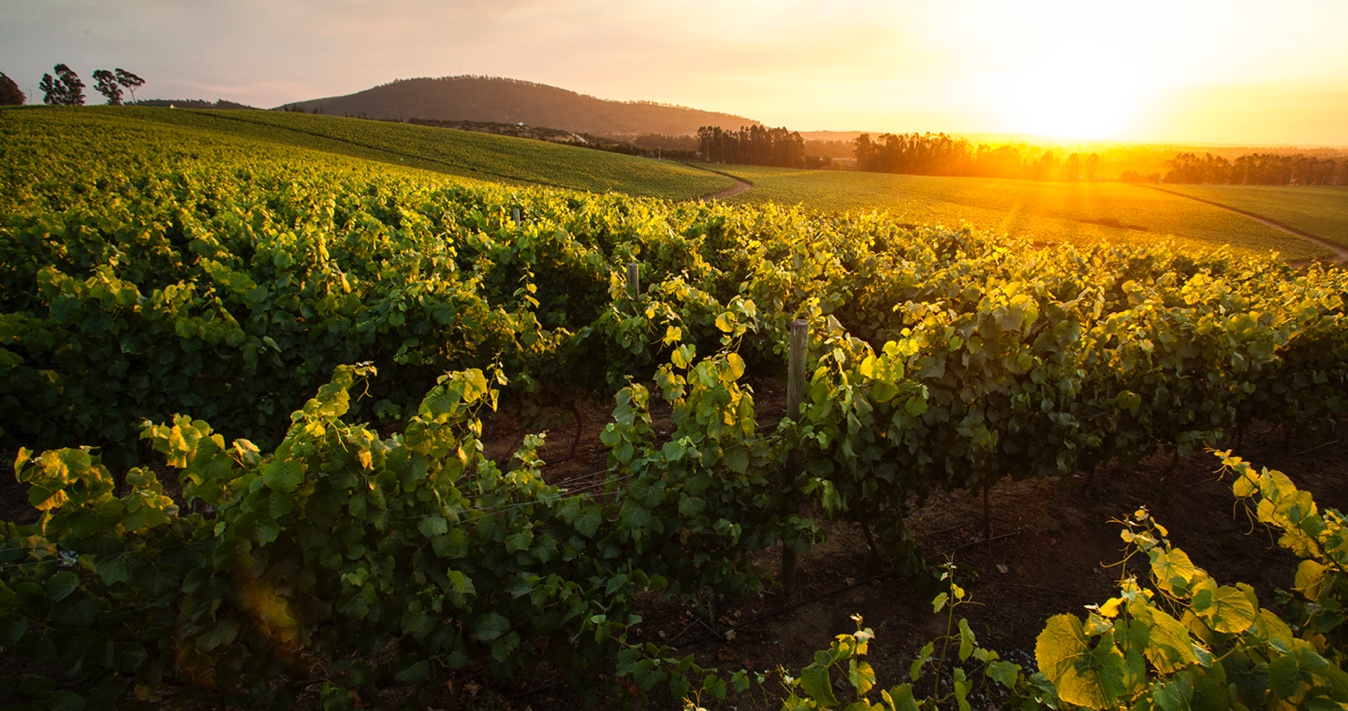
[952,1,1165,141]
[987,60,1151,141]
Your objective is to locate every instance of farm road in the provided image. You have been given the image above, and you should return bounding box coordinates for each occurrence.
[1143,184,1348,263]
[685,163,753,201]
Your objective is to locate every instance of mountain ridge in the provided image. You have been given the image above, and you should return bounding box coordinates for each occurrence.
[281,75,760,139]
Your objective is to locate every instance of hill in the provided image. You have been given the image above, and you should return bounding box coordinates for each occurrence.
[281,75,760,139]
[23,106,733,200]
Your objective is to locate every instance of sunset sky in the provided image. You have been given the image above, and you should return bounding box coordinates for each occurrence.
[3,0,1347,146]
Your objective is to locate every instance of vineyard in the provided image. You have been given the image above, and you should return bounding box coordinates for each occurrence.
[719,165,1340,260]
[1155,184,1348,250]
[4,106,1348,709]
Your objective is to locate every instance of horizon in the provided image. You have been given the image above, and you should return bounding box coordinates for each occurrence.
[2,1,1347,148]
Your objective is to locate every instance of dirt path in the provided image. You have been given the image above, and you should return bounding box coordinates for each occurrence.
[685,163,753,201]
[1142,184,1348,263]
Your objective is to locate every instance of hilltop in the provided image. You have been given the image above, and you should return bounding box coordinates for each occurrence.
[280,75,759,139]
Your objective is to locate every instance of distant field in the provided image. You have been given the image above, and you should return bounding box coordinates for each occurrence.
[1155,184,1348,249]
[6,106,734,201]
[720,165,1333,259]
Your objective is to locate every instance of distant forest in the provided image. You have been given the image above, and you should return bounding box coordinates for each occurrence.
[697,125,831,168]
[849,132,1348,185]
[854,132,1102,181]
[1161,152,1345,185]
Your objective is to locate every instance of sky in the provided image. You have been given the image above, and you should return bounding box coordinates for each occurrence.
[3,0,1347,146]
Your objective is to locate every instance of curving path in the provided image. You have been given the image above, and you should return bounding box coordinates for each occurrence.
[682,163,753,201]
[1143,185,1348,263]
[700,177,753,201]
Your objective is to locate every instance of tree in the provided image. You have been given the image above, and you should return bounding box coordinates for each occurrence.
[0,72,24,105]
[39,64,85,105]
[92,70,122,105]
[1061,152,1082,181]
[1084,153,1100,181]
[114,69,144,104]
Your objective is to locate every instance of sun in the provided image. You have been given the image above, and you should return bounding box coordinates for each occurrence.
[987,59,1151,140]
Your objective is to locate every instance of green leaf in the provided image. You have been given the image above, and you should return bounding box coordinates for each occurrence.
[672,344,696,369]
[261,458,304,493]
[1035,614,1127,708]
[393,659,430,684]
[1152,674,1194,711]
[955,668,972,711]
[575,509,602,538]
[1190,583,1256,634]
[44,691,86,711]
[958,618,975,661]
[849,659,876,695]
[418,515,449,538]
[800,664,838,706]
[1295,559,1326,600]
[96,557,132,587]
[1151,549,1198,596]
[985,660,1021,688]
[725,353,746,380]
[447,569,476,598]
[678,495,706,518]
[1268,645,1329,702]
[255,517,280,545]
[45,571,80,602]
[910,641,933,681]
[200,618,240,651]
[473,613,510,642]
[504,529,534,553]
[401,607,434,640]
[905,395,928,417]
[714,312,736,333]
[1140,607,1199,674]
[883,684,919,711]
[723,446,750,475]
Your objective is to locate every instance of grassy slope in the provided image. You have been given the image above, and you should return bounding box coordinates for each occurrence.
[0,106,461,200]
[1156,184,1348,249]
[721,165,1334,260]
[5,106,734,201]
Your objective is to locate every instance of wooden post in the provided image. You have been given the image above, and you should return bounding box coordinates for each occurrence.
[781,318,809,594]
[512,207,521,225]
[787,320,808,415]
[626,262,640,299]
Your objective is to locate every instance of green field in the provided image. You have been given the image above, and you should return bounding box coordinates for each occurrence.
[1,106,734,200]
[1156,184,1348,249]
[720,165,1335,260]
